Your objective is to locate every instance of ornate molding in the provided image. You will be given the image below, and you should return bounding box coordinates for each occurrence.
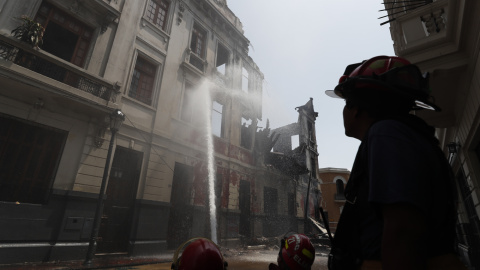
[177,1,185,25]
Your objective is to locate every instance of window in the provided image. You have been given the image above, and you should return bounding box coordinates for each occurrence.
[190,24,206,58]
[129,56,157,105]
[335,179,346,201]
[0,115,67,204]
[216,43,229,75]
[212,101,224,137]
[264,187,278,215]
[35,1,93,67]
[240,117,252,149]
[146,0,170,30]
[288,193,295,216]
[181,83,195,123]
[241,67,249,92]
[291,134,299,150]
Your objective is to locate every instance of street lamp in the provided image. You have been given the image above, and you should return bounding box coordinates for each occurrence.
[84,109,125,265]
[447,142,460,165]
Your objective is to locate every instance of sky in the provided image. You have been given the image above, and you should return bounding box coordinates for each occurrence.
[227,1,395,171]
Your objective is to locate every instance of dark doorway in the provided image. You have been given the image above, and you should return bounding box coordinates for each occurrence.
[97,146,142,254]
[239,180,251,237]
[42,21,78,62]
[167,163,194,249]
[0,114,67,204]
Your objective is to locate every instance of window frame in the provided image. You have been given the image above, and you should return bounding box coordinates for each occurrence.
[35,1,94,68]
[241,66,249,92]
[145,0,170,31]
[190,23,207,59]
[128,54,159,106]
[211,100,224,138]
[215,42,230,76]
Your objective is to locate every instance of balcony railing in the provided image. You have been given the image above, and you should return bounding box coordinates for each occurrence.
[388,0,451,55]
[0,34,118,103]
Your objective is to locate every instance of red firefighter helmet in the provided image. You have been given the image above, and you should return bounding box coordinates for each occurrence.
[325,55,441,111]
[278,232,315,270]
[171,238,227,270]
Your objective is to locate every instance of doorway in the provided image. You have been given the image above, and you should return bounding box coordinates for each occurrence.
[167,163,194,249]
[97,146,142,254]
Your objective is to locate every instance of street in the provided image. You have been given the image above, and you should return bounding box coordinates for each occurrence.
[103,249,329,270]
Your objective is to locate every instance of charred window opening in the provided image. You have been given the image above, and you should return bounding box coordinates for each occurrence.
[146,0,170,30]
[129,55,157,106]
[288,193,295,216]
[264,187,278,215]
[216,43,229,75]
[240,117,252,149]
[310,157,316,176]
[212,101,224,137]
[0,114,67,204]
[35,1,93,67]
[291,134,299,150]
[242,67,249,92]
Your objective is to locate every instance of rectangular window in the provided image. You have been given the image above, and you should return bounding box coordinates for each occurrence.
[190,24,207,58]
[264,187,278,215]
[216,43,229,75]
[288,193,295,216]
[146,0,169,30]
[129,56,157,105]
[240,117,252,149]
[0,115,67,204]
[181,83,195,123]
[291,134,299,150]
[212,101,224,137]
[242,67,249,92]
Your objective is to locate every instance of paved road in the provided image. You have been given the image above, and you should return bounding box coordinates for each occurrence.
[104,250,328,270]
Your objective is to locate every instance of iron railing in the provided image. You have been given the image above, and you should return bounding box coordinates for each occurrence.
[189,52,205,72]
[0,34,117,103]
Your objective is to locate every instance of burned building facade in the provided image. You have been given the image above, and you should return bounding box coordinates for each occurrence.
[270,98,321,233]
[0,0,300,264]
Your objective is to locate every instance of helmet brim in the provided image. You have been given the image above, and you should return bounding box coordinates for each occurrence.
[325,79,441,112]
[325,90,343,99]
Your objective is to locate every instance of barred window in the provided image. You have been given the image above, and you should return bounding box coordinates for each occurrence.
[146,0,170,30]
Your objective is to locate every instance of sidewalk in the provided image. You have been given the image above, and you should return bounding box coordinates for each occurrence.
[0,254,174,270]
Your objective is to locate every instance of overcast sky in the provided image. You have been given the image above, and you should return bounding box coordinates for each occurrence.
[227,1,395,171]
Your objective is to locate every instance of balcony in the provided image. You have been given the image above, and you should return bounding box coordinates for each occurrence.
[388,0,464,59]
[0,34,119,107]
[181,49,207,76]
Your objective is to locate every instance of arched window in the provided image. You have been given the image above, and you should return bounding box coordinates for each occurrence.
[335,179,345,201]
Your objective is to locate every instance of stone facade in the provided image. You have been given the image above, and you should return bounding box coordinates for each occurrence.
[383,0,480,268]
[0,0,306,264]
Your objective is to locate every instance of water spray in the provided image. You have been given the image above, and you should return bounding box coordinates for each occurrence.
[199,80,218,244]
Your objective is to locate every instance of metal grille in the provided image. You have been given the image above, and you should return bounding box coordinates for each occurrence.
[0,39,116,102]
[189,53,204,72]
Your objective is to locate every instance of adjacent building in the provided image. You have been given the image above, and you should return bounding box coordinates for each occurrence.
[382,0,480,268]
[0,0,321,264]
[318,167,350,233]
